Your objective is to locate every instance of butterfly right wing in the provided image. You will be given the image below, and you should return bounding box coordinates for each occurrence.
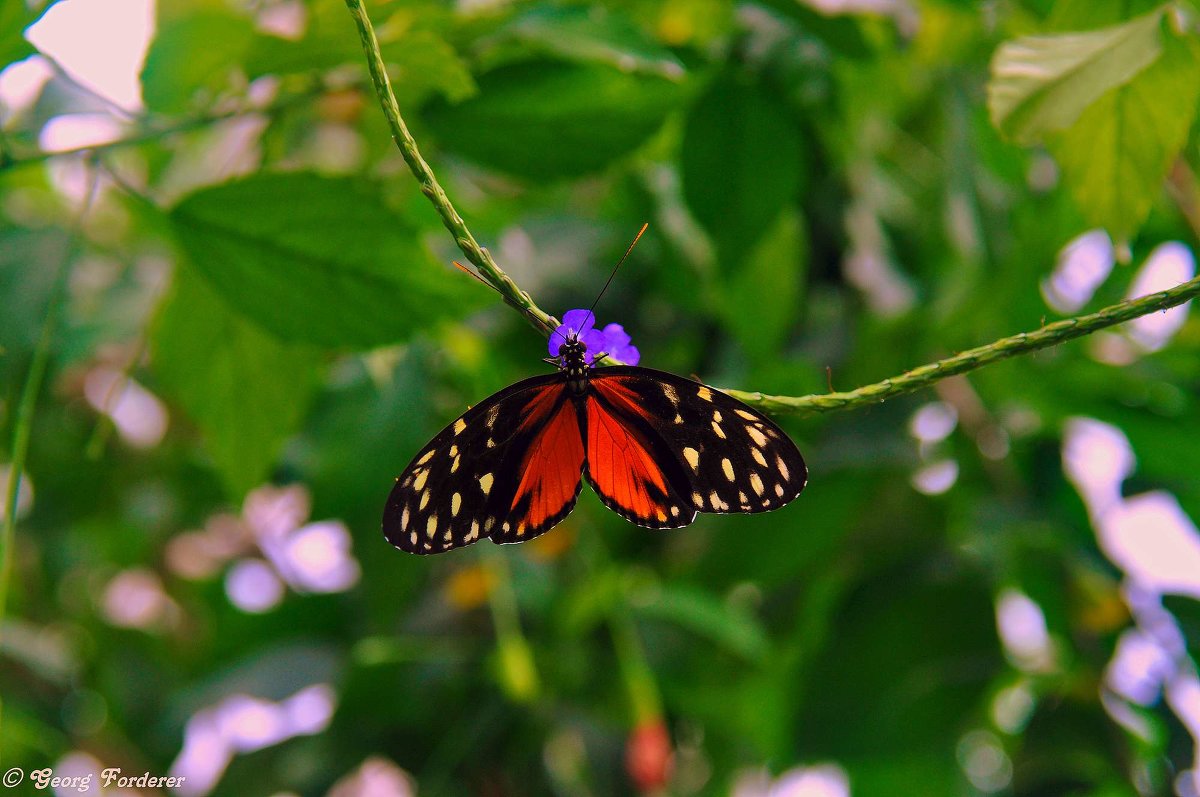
[383,374,582,555]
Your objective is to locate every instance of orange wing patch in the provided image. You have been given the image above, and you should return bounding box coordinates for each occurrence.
[505,401,586,536]
[585,398,692,528]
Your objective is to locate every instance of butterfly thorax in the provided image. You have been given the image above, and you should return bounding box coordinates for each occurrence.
[558,337,591,394]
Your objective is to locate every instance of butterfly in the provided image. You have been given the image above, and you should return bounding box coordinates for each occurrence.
[383,309,807,554]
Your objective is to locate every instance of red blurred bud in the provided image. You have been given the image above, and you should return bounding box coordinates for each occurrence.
[625,719,674,792]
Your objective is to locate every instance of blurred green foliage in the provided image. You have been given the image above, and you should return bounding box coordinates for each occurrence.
[2,0,1200,795]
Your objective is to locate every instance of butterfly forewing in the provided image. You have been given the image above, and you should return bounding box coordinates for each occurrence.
[383,374,583,554]
[588,367,807,522]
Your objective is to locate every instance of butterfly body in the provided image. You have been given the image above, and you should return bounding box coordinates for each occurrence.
[384,331,806,554]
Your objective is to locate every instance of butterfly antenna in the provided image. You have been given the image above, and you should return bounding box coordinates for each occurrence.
[586,222,648,322]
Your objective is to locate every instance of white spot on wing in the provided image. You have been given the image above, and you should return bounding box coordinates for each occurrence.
[480,473,494,495]
[721,458,734,481]
[401,505,410,529]
[451,492,462,517]
[419,491,430,510]
[777,455,790,481]
[426,515,438,538]
[453,418,467,435]
[712,421,726,439]
[750,473,765,496]
[662,383,679,404]
[413,469,429,490]
[747,426,768,446]
[752,447,768,467]
[697,386,713,401]
[684,447,700,470]
[735,409,757,421]
[417,449,435,465]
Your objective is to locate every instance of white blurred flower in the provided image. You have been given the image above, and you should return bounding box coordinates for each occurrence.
[225,559,285,613]
[327,757,416,797]
[171,685,337,797]
[733,763,850,797]
[1124,242,1195,352]
[84,366,169,449]
[1042,230,1114,314]
[102,568,176,630]
[995,590,1055,672]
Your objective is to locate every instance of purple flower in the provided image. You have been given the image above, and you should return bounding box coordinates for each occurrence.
[598,323,640,365]
[548,309,640,366]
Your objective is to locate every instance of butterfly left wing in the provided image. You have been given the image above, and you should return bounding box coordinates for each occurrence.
[383,374,585,554]
[586,366,807,526]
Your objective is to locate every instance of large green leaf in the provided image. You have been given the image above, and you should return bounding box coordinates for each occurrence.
[152,267,323,497]
[0,2,34,69]
[716,208,806,361]
[477,5,686,79]
[423,59,685,179]
[681,71,804,268]
[1048,31,1200,241]
[140,9,257,113]
[168,172,483,348]
[987,7,1167,145]
[247,20,475,105]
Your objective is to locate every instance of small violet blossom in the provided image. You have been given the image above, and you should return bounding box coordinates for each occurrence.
[548,308,640,365]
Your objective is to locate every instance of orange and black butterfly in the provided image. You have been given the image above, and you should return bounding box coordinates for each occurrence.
[383,306,807,555]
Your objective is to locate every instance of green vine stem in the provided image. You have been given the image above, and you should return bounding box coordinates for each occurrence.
[723,275,1200,415]
[345,0,1199,417]
[343,0,557,336]
[0,170,99,753]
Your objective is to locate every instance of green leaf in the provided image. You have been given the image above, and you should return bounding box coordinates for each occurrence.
[0,228,69,387]
[140,9,257,113]
[168,172,484,348]
[681,71,804,267]
[716,208,806,360]
[634,584,770,661]
[753,0,874,58]
[152,267,323,497]
[1045,0,1164,31]
[478,6,686,79]
[0,2,34,68]
[247,22,475,104]
[987,7,1167,144]
[424,59,685,180]
[1048,30,1200,241]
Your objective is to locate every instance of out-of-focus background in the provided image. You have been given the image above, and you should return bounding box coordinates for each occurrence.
[2,0,1200,794]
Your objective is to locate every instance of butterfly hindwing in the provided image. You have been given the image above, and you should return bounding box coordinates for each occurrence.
[383,374,584,554]
[583,393,698,528]
[587,367,807,524]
